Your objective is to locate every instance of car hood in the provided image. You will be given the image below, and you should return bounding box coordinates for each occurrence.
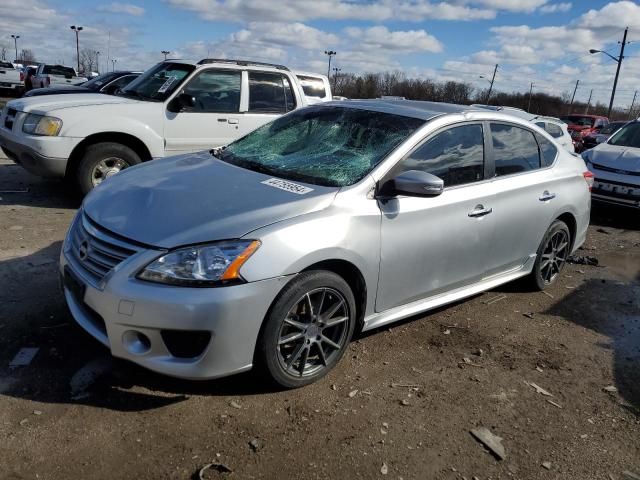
[7,93,140,114]
[83,151,339,248]
[588,143,640,173]
[27,86,89,96]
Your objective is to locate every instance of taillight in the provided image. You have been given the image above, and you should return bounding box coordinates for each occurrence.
[20,72,24,81]
[583,171,594,191]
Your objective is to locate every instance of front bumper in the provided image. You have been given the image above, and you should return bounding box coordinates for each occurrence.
[590,168,640,209]
[60,227,291,380]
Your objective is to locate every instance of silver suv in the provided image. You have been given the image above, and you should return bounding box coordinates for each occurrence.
[60,100,592,388]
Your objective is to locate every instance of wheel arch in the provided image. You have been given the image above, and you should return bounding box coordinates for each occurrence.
[66,132,153,177]
[556,211,577,250]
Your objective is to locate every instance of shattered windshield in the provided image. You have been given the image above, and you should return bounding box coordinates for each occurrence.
[120,62,194,102]
[220,106,425,187]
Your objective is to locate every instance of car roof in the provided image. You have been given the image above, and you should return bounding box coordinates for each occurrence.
[322,99,485,121]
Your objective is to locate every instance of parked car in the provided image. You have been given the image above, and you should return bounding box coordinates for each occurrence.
[295,71,332,104]
[581,121,627,150]
[24,71,141,97]
[0,59,331,194]
[534,117,575,153]
[0,61,24,94]
[560,114,609,152]
[582,120,640,208]
[32,64,87,88]
[60,100,592,387]
[470,104,534,121]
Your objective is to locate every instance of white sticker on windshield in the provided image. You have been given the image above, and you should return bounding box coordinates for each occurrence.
[261,178,313,195]
[157,76,177,93]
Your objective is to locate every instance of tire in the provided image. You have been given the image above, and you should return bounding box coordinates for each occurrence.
[529,219,571,291]
[76,142,141,195]
[256,270,357,389]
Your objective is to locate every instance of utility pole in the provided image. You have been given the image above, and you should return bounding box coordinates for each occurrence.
[527,82,534,112]
[111,58,117,72]
[10,35,19,63]
[332,67,341,91]
[324,50,336,79]
[486,63,498,104]
[607,27,629,119]
[568,79,579,114]
[629,90,638,119]
[70,26,83,73]
[585,89,593,114]
[96,51,100,73]
[161,50,170,60]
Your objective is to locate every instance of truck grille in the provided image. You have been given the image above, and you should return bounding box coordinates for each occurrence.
[68,213,140,285]
[4,107,16,130]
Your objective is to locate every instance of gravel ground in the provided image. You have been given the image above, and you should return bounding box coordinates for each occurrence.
[0,154,638,480]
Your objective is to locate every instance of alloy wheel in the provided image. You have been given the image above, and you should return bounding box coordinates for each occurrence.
[277,287,350,378]
[539,229,569,284]
[91,157,130,186]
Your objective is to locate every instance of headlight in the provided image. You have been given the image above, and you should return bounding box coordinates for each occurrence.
[137,240,260,286]
[22,114,63,136]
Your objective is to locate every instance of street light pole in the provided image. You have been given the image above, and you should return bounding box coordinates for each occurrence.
[324,50,336,79]
[111,59,117,72]
[70,26,83,73]
[10,35,19,63]
[527,82,534,112]
[161,50,170,60]
[589,27,628,118]
[96,51,100,73]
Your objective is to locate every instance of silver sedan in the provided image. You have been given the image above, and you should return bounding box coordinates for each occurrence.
[60,100,592,388]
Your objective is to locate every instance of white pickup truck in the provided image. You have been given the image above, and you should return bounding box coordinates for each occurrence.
[0,59,332,194]
[0,61,23,94]
[32,64,87,88]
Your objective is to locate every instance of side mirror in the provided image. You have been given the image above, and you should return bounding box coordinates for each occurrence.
[384,170,444,197]
[168,93,196,112]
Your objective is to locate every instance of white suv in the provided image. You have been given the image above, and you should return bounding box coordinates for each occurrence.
[0,59,329,193]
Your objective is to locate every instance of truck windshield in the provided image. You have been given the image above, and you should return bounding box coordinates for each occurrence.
[219,106,425,187]
[120,63,194,102]
[607,122,640,148]
[82,72,121,91]
[560,116,596,127]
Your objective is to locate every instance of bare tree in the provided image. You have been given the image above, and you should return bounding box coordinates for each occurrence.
[79,48,100,74]
[20,49,36,63]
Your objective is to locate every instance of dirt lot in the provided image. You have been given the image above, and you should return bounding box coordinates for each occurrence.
[0,154,638,480]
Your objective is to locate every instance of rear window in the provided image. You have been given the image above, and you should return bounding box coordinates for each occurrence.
[0,61,14,69]
[297,75,327,98]
[560,116,596,127]
[491,123,541,176]
[43,65,76,77]
[535,133,558,167]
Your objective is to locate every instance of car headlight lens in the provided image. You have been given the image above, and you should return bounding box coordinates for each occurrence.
[22,114,63,136]
[137,240,260,286]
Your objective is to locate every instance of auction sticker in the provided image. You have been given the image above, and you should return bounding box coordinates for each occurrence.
[261,178,313,195]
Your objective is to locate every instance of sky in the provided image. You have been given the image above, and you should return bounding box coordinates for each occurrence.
[1,0,640,108]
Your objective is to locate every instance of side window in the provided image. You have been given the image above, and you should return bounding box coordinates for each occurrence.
[182,69,241,113]
[248,72,296,113]
[535,133,558,167]
[297,75,326,98]
[545,122,563,138]
[106,75,137,91]
[398,124,484,187]
[491,123,540,176]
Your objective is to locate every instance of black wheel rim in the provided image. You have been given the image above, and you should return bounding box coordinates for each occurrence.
[540,230,569,284]
[276,287,350,378]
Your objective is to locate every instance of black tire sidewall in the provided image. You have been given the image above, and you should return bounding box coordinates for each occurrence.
[76,142,141,195]
[531,220,570,290]
[258,270,357,389]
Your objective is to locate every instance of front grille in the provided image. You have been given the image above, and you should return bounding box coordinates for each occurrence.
[4,107,16,130]
[592,163,640,177]
[68,214,139,285]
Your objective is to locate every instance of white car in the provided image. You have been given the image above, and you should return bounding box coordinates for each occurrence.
[295,71,332,104]
[32,64,87,88]
[0,59,331,194]
[534,117,575,153]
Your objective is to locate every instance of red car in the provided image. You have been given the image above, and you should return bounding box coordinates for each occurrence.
[560,114,609,152]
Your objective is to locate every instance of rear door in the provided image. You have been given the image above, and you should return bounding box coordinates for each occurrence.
[483,122,560,276]
[163,68,242,155]
[376,122,496,311]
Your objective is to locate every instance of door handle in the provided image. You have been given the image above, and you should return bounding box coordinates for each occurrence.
[468,205,493,217]
[227,118,239,124]
[539,191,556,202]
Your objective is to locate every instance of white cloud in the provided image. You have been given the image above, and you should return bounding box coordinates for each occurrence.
[539,2,572,13]
[98,3,145,16]
[472,0,550,13]
[345,26,442,53]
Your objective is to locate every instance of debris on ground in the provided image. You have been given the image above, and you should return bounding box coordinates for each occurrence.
[603,385,618,393]
[567,255,599,266]
[330,384,337,391]
[623,471,640,480]
[33,410,42,415]
[525,381,553,397]
[443,329,451,335]
[400,399,410,406]
[547,400,562,409]
[19,418,28,426]
[542,461,552,470]
[229,400,242,409]
[249,438,260,452]
[596,228,611,235]
[9,347,39,368]
[198,462,233,478]
[69,357,113,400]
[348,389,358,398]
[459,357,482,368]
[522,312,535,319]
[484,294,507,305]
[391,383,420,389]
[542,291,554,299]
[470,427,506,460]
[380,463,388,475]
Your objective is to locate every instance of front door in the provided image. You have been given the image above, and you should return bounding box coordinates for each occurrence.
[164,68,243,155]
[376,123,495,312]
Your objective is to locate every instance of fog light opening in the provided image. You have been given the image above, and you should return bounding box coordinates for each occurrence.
[122,330,151,355]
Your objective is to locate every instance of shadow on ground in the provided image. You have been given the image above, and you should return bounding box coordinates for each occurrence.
[0,163,80,210]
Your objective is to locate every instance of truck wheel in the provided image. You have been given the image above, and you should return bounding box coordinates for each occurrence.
[76,142,141,195]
